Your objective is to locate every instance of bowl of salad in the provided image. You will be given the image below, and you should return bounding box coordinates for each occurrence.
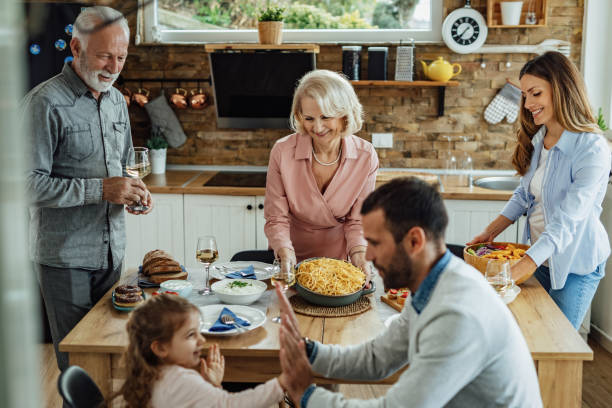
[463,242,531,284]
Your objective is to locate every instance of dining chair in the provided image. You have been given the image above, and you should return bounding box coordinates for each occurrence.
[447,243,465,259]
[57,365,104,408]
[230,249,275,264]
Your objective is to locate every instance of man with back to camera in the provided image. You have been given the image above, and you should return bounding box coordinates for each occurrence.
[22,6,153,371]
[275,177,543,407]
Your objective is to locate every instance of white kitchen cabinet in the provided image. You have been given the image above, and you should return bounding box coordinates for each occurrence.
[124,193,185,269]
[255,196,269,250]
[444,199,520,245]
[184,195,265,266]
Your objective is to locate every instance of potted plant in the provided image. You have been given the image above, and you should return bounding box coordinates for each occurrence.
[147,126,169,174]
[258,6,284,45]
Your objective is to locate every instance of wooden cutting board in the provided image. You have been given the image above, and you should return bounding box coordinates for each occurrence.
[376,171,440,189]
[380,293,409,312]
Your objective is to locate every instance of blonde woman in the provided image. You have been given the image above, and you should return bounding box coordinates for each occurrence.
[264,70,379,284]
[469,52,611,329]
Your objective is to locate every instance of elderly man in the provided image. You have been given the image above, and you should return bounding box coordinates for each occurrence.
[22,6,152,370]
[276,178,542,407]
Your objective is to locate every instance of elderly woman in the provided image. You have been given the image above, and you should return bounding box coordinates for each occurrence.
[264,69,379,283]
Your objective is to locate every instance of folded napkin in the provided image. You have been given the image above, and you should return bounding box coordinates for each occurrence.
[225,265,256,279]
[209,307,251,332]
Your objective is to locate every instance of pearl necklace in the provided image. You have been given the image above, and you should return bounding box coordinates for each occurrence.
[312,147,342,166]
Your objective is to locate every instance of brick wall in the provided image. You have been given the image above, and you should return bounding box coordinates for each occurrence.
[121,0,585,169]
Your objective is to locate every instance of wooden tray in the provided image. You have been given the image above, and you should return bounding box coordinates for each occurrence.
[380,293,408,312]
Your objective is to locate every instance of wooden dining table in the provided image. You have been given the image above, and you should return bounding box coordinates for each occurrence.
[60,270,591,408]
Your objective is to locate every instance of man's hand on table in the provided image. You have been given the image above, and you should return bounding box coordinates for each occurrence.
[275,282,314,403]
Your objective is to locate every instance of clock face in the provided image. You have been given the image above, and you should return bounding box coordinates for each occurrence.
[451,17,480,45]
[442,7,488,54]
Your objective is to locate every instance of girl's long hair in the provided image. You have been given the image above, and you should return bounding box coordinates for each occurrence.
[512,51,600,175]
[109,294,199,407]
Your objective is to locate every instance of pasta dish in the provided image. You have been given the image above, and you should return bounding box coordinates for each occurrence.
[297,258,365,296]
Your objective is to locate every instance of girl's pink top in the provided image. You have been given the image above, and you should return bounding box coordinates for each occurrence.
[264,133,379,262]
[150,365,283,408]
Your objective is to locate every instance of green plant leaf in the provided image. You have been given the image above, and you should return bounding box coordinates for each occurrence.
[258,6,284,22]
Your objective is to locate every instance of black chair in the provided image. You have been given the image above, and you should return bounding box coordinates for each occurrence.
[447,244,465,259]
[57,365,104,408]
[230,249,275,264]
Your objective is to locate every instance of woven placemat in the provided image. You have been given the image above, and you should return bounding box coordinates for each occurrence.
[289,295,371,317]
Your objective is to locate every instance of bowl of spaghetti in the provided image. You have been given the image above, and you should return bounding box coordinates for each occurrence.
[294,257,376,307]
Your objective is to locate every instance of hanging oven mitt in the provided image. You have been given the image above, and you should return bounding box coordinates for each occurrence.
[484,82,521,124]
[144,90,187,148]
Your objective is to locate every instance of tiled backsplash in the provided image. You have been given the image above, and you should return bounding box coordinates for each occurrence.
[122,0,584,169]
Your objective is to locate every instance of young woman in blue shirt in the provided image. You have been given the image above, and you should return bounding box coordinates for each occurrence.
[469,51,611,329]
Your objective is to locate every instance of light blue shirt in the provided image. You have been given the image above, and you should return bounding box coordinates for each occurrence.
[501,126,611,290]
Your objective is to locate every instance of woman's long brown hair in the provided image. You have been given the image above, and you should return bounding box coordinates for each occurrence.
[512,51,600,175]
[109,294,199,407]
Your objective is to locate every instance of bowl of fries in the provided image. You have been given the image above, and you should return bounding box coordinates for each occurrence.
[463,242,532,285]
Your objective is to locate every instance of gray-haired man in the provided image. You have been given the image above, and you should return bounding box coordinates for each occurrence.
[22,6,153,370]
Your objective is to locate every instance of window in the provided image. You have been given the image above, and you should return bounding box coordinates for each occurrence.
[140,0,443,44]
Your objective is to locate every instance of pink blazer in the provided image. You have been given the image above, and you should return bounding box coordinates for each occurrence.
[264,133,379,262]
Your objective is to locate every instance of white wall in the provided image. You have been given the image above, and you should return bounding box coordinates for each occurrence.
[583,0,612,350]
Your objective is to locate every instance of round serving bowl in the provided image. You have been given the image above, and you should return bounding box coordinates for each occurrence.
[463,241,532,285]
[295,257,376,307]
[159,280,193,297]
[211,279,267,305]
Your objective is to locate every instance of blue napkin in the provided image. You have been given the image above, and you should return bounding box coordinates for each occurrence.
[209,307,251,332]
[225,265,256,279]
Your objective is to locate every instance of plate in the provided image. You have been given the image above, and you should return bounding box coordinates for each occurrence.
[199,304,266,337]
[210,261,274,281]
[112,289,145,312]
[384,313,400,328]
[501,284,521,304]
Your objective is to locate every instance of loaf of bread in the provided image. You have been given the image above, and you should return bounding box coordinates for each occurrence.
[142,249,182,276]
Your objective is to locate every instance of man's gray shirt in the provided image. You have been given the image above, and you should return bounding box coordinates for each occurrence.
[23,63,132,270]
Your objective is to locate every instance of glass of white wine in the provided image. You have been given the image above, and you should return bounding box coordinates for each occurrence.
[196,236,218,295]
[126,146,151,211]
[271,258,295,323]
[485,260,512,296]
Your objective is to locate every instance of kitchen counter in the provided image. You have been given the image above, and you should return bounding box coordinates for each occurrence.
[144,170,514,200]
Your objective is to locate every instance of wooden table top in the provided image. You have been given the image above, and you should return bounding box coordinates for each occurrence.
[60,273,591,361]
[144,170,513,200]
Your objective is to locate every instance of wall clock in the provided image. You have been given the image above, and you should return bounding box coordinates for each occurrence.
[442,0,488,54]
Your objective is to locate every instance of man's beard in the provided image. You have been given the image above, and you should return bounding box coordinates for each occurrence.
[375,244,415,289]
[78,51,118,93]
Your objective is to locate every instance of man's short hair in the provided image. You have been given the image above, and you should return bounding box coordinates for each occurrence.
[72,6,129,49]
[361,177,448,243]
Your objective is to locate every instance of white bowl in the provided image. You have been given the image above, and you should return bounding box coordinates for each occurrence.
[160,280,193,297]
[211,279,267,305]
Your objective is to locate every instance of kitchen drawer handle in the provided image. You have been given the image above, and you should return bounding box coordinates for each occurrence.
[247,204,253,210]
[258,204,264,210]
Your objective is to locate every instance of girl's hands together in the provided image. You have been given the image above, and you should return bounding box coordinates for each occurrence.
[199,343,225,388]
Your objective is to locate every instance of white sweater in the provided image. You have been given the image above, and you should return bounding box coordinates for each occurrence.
[150,365,283,408]
[306,255,542,408]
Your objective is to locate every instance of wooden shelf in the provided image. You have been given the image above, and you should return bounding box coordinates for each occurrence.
[487,0,548,28]
[350,80,459,116]
[204,43,319,53]
[351,80,459,87]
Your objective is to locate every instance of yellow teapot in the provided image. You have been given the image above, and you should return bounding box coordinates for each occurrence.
[420,57,462,82]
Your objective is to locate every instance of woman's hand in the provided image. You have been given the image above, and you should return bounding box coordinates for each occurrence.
[510,255,537,284]
[277,247,296,273]
[199,343,225,388]
[350,247,372,287]
[466,231,496,246]
[466,215,513,246]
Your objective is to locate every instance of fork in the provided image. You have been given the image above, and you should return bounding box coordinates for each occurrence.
[221,315,248,332]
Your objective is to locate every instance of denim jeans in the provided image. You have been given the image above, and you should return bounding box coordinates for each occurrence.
[534,262,606,330]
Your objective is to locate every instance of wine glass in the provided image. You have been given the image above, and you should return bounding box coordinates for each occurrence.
[126,147,151,211]
[442,136,457,187]
[196,236,218,295]
[459,136,473,188]
[485,260,511,295]
[271,258,295,323]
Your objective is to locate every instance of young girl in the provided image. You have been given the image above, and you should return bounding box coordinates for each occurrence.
[114,294,286,407]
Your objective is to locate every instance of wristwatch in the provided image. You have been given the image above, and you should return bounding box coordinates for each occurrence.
[303,336,315,358]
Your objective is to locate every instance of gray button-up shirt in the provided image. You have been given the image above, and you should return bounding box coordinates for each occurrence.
[23,63,132,270]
